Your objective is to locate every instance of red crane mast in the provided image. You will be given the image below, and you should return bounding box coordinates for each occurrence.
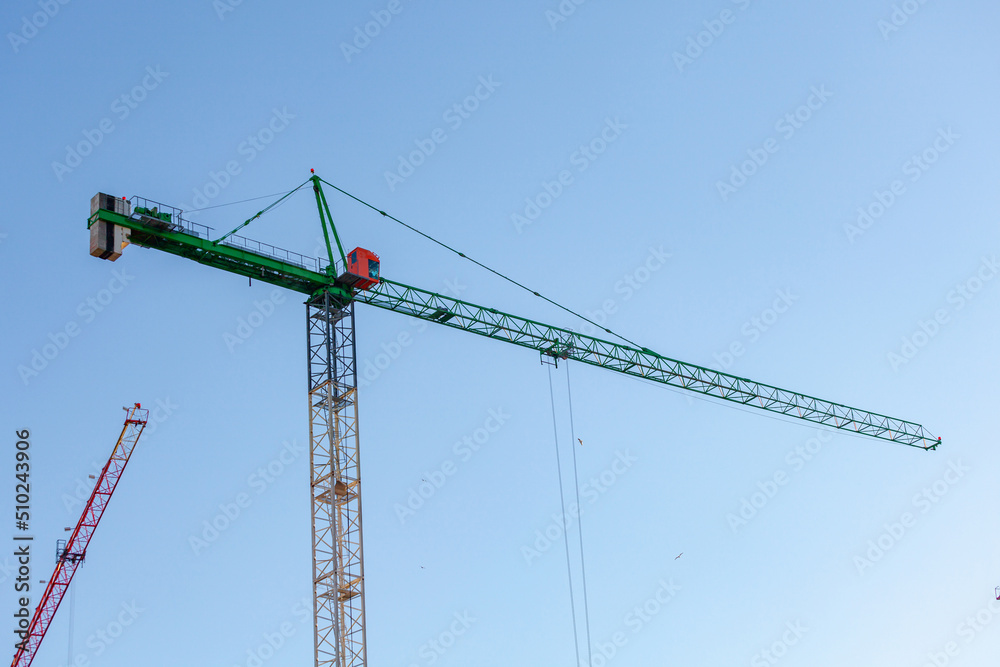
[11,404,148,667]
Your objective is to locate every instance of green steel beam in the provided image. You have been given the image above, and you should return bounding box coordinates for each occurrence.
[312,176,348,274]
[88,208,348,299]
[357,278,941,450]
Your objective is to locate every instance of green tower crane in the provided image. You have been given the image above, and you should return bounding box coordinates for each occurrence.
[87,173,939,667]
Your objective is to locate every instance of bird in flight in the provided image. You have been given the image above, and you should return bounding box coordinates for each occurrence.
[577,438,583,446]
[675,553,683,560]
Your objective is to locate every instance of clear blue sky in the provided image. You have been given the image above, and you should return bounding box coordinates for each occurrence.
[2,1,999,665]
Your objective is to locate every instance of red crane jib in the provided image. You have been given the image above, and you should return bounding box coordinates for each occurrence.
[11,404,148,667]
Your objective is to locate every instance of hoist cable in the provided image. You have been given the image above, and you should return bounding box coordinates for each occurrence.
[548,364,582,667]
[213,179,311,244]
[183,190,303,213]
[66,578,76,666]
[565,362,593,667]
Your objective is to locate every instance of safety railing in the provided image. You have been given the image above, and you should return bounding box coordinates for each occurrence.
[126,196,325,273]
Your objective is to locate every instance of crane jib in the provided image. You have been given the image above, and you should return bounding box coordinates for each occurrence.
[12,405,148,667]
[87,193,939,450]
[356,278,940,450]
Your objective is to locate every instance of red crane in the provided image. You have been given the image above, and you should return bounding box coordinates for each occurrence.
[11,404,148,667]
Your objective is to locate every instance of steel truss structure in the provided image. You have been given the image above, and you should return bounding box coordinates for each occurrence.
[90,195,940,449]
[307,291,366,667]
[358,279,939,448]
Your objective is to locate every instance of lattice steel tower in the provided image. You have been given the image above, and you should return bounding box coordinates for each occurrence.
[307,293,366,667]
